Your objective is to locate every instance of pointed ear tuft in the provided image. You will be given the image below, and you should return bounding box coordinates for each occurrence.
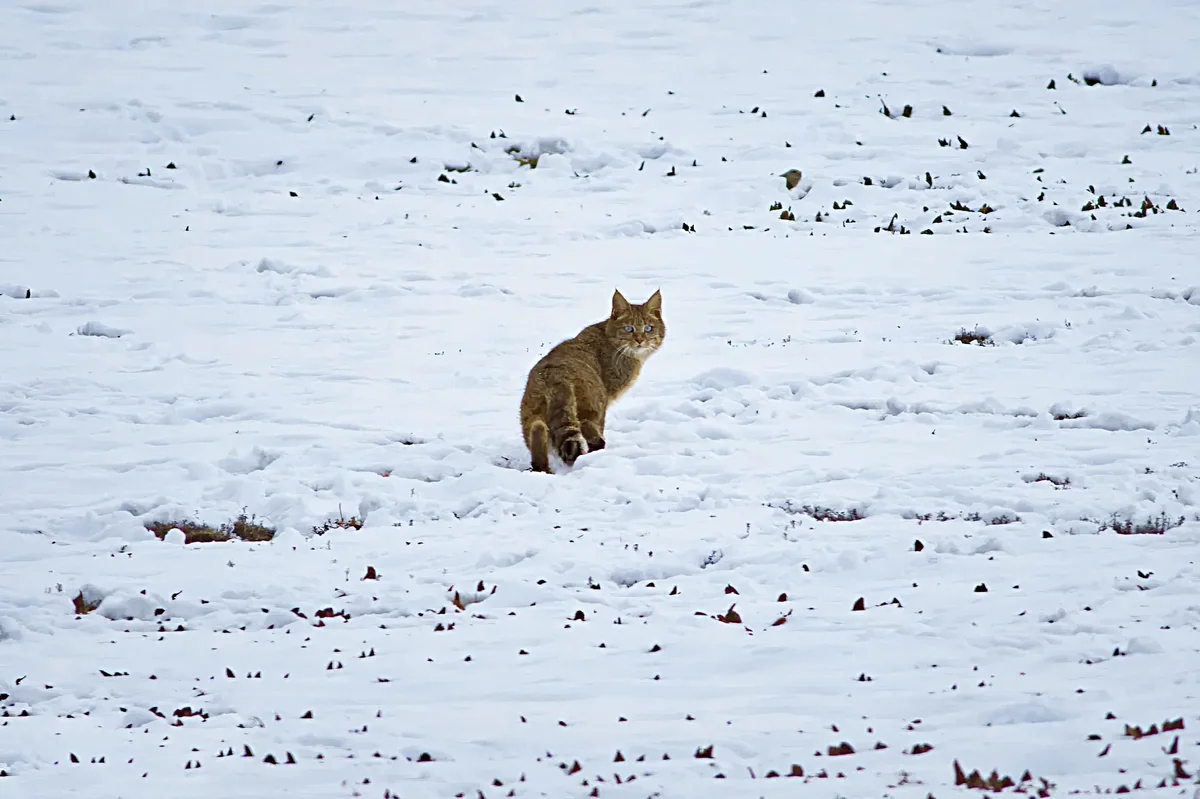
[644,289,662,314]
[611,289,631,316]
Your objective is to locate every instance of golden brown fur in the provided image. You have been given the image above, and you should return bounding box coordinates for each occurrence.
[520,289,665,472]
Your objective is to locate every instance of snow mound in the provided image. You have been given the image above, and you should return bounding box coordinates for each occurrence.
[75,321,130,338]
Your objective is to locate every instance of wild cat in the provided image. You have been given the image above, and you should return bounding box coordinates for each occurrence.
[519,289,665,473]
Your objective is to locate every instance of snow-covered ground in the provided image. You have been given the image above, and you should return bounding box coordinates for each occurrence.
[3,0,1200,796]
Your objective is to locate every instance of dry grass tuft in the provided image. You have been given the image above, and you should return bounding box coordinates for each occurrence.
[146,512,275,544]
[770,501,864,522]
[1026,472,1071,488]
[1104,511,1184,535]
[951,326,994,346]
[312,509,364,535]
[146,519,230,544]
[226,513,276,542]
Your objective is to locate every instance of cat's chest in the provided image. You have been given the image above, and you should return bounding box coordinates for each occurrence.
[605,358,642,402]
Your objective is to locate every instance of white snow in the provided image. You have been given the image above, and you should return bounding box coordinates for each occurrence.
[2,0,1200,796]
[74,321,131,339]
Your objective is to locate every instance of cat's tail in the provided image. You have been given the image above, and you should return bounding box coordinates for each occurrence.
[527,419,551,473]
[548,382,586,467]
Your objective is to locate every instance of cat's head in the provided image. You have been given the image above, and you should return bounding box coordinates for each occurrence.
[605,289,664,360]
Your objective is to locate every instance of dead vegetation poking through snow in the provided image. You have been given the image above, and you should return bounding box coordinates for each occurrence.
[312,509,364,535]
[71,591,101,615]
[951,326,995,346]
[1102,511,1185,535]
[146,513,275,544]
[769,501,865,522]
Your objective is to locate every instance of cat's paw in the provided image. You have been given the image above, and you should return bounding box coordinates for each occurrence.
[559,435,586,466]
[586,437,606,452]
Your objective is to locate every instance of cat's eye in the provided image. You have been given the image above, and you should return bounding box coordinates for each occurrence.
[644,324,653,333]
[624,325,634,333]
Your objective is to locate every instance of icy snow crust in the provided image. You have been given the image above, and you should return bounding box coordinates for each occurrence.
[3,0,1200,796]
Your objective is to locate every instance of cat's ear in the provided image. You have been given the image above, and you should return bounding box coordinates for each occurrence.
[611,289,631,317]
[644,289,662,315]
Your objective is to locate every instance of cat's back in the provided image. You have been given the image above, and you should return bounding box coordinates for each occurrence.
[530,322,606,374]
